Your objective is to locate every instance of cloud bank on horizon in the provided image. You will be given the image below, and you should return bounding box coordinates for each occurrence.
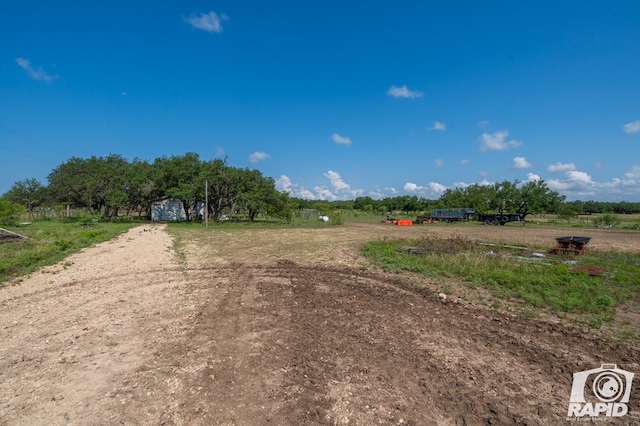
[276,162,640,202]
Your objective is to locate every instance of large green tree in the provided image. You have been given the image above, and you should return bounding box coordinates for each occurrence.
[123,159,159,218]
[48,155,130,220]
[514,179,565,217]
[154,153,202,221]
[438,179,563,219]
[235,169,288,221]
[200,158,233,221]
[3,178,45,219]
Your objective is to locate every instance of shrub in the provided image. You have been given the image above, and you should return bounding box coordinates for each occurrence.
[330,210,344,225]
[0,199,25,226]
[592,213,621,228]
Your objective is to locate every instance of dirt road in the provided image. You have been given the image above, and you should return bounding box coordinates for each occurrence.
[1,223,639,425]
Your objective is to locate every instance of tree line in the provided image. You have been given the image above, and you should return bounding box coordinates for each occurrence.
[288,181,640,218]
[1,153,290,223]
[2,154,640,226]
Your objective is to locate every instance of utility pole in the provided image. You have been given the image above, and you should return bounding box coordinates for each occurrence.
[205,180,209,227]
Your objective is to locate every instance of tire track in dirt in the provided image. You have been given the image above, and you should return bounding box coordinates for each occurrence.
[111,259,640,425]
[111,263,297,425]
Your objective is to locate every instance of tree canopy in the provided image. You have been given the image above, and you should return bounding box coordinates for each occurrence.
[439,179,565,218]
[3,178,46,219]
[20,153,290,222]
[3,154,640,222]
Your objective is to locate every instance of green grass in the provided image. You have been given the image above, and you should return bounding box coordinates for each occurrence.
[0,219,137,285]
[363,236,640,327]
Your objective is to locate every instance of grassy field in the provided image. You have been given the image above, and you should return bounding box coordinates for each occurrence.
[362,235,640,329]
[0,219,137,285]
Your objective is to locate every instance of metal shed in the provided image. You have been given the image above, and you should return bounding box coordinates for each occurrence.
[151,198,187,221]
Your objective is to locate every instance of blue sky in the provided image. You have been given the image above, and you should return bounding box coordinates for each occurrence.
[1,1,639,201]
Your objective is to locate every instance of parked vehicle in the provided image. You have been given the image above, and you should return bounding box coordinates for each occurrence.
[478,213,525,226]
[417,208,475,223]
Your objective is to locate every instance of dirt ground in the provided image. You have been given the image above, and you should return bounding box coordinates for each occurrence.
[1,222,639,425]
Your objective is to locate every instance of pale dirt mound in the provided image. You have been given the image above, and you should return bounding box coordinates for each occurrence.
[1,223,639,425]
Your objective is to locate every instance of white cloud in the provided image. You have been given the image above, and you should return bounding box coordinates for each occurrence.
[185,11,226,33]
[15,57,59,82]
[385,187,398,194]
[546,179,573,192]
[404,182,418,192]
[547,162,576,173]
[526,173,541,182]
[387,85,423,99]
[279,163,640,202]
[403,181,448,198]
[543,166,640,200]
[313,185,336,201]
[512,156,532,169]
[478,120,490,129]
[298,188,318,199]
[429,121,446,131]
[429,182,448,194]
[567,170,593,184]
[450,181,467,190]
[248,151,269,163]
[435,158,444,167]
[547,169,593,193]
[439,180,490,190]
[479,130,522,151]
[368,186,398,199]
[460,159,470,165]
[216,146,225,157]
[275,175,315,199]
[277,172,364,200]
[623,120,640,134]
[316,170,364,200]
[324,170,351,192]
[331,133,351,145]
[276,175,293,192]
[624,165,640,180]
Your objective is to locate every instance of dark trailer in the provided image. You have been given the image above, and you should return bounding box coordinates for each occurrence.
[479,213,526,226]
[427,208,475,223]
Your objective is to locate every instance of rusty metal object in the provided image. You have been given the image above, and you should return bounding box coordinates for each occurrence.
[553,236,591,255]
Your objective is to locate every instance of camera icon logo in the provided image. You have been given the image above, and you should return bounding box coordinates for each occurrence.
[567,364,634,419]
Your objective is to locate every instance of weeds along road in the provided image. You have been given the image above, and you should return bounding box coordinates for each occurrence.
[1,223,639,425]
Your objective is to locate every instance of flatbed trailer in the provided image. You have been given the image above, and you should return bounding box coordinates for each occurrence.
[478,213,525,226]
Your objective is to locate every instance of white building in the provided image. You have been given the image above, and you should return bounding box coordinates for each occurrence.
[151,198,205,222]
[151,198,187,221]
